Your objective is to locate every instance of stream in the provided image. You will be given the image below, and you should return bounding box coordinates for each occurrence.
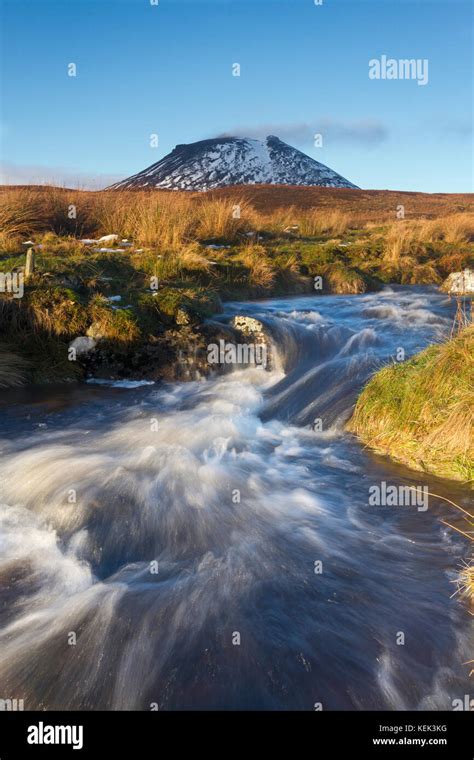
[0,285,471,710]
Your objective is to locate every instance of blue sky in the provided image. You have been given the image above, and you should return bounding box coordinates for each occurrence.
[0,0,472,191]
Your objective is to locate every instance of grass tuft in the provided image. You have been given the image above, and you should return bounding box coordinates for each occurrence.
[347,326,474,482]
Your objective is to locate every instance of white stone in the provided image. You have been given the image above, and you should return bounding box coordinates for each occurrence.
[69,336,96,355]
[442,269,474,294]
[98,234,119,244]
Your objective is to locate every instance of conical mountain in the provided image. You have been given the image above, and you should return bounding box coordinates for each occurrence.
[109,135,358,191]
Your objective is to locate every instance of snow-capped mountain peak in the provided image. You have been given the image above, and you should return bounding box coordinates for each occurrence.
[109,135,358,191]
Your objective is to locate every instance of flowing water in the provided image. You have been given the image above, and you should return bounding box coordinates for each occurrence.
[0,286,471,710]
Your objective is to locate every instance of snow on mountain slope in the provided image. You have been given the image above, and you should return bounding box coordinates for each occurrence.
[109,135,359,191]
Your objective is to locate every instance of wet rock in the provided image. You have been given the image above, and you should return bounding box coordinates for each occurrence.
[230,315,268,343]
[230,316,271,369]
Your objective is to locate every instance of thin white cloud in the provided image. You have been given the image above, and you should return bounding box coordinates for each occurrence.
[218,119,388,146]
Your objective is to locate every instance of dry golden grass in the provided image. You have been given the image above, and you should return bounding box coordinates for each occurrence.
[382,214,474,264]
[126,195,193,249]
[0,188,42,247]
[383,222,418,263]
[297,209,357,237]
[238,244,276,291]
[1,186,473,251]
[251,207,362,237]
[415,213,474,244]
[93,192,259,249]
[24,191,257,249]
[0,186,472,306]
[194,196,256,240]
[257,204,300,234]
